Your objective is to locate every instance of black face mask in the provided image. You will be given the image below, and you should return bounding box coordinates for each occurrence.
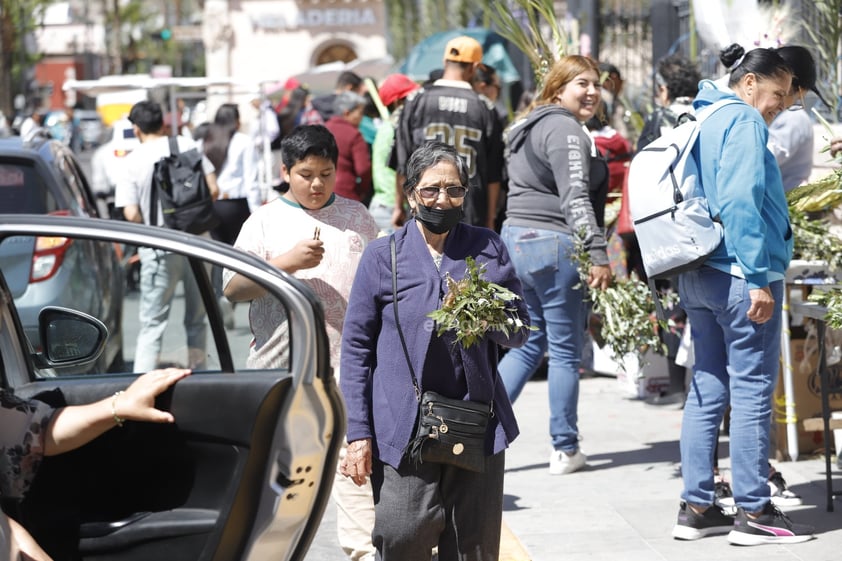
[415,204,463,234]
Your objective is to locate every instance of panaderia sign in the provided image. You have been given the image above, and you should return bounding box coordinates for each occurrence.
[250,1,382,33]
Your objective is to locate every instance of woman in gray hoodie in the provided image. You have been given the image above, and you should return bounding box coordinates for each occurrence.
[498,55,610,476]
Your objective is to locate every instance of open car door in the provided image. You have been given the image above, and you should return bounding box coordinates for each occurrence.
[0,215,344,561]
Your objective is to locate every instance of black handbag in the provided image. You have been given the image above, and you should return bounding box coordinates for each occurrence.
[390,235,491,473]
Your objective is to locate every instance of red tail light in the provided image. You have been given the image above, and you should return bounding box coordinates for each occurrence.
[30,210,73,283]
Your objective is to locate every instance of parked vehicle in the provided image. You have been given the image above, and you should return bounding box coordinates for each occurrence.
[0,136,124,373]
[75,108,106,149]
[0,214,342,561]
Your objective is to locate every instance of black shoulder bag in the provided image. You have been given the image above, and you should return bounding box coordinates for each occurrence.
[391,235,491,473]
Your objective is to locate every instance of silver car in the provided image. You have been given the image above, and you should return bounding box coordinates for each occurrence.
[0,215,343,561]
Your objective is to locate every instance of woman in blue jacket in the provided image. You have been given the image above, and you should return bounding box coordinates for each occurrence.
[671,44,813,546]
[339,141,529,560]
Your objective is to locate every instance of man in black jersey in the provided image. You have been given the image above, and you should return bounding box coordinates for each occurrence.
[391,36,504,229]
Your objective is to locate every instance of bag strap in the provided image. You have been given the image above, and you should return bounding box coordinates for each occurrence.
[149,157,160,228]
[391,235,422,402]
[693,98,741,124]
[149,138,178,227]
[149,178,158,227]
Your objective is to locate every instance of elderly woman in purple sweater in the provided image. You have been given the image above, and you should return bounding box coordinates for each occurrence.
[339,140,530,561]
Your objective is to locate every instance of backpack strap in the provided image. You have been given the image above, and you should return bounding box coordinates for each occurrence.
[168,136,179,156]
[149,138,179,227]
[694,98,742,123]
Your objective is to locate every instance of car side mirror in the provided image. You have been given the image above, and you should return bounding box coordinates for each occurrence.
[33,306,108,368]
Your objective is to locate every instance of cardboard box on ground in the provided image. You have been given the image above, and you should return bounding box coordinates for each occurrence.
[774,327,842,460]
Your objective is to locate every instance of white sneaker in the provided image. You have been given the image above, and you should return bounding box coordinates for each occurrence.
[549,449,586,475]
[768,472,803,507]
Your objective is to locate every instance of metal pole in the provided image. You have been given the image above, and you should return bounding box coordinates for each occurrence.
[688,0,697,62]
[780,286,800,461]
[169,85,179,138]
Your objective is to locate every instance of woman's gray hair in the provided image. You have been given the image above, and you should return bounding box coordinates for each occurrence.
[403,140,470,195]
[333,91,366,116]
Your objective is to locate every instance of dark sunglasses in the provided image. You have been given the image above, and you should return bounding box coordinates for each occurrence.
[416,185,468,199]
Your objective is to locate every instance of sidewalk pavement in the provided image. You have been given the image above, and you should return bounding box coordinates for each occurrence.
[305,373,841,560]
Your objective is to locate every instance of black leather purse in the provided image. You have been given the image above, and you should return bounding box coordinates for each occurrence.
[390,235,490,473]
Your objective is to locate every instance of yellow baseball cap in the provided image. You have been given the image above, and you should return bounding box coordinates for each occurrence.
[443,36,483,64]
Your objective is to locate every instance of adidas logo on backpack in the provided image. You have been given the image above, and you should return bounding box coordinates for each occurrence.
[627,99,740,281]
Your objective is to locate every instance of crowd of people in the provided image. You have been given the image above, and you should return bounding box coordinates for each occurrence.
[5,30,840,559]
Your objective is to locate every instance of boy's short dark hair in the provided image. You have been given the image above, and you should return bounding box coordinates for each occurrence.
[128,101,164,135]
[281,125,339,170]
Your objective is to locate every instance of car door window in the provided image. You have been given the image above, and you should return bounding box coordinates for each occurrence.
[0,233,294,378]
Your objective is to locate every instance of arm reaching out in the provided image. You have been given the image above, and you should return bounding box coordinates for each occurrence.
[45,367,191,456]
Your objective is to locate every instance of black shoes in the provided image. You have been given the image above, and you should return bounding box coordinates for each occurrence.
[727,502,815,545]
[671,501,734,540]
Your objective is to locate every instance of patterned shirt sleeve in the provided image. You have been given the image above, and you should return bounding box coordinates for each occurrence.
[0,391,55,499]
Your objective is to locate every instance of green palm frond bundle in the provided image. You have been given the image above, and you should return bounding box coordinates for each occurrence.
[483,0,567,86]
[787,169,842,213]
[427,257,535,348]
[807,290,842,329]
[787,165,842,328]
[790,209,842,272]
[570,229,676,370]
[787,170,842,272]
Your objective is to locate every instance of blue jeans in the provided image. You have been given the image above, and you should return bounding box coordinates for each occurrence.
[498,225,586,452]
[678,267,781,512]
[135,248,207,372]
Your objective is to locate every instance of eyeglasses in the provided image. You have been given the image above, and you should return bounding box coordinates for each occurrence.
[416,185,468,199]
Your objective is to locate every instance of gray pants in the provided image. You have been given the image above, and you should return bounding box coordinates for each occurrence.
[371,451,505,561]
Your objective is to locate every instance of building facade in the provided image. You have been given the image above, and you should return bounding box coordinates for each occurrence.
[203,0,390,90]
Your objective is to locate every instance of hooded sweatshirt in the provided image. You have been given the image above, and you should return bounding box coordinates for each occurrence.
[693,80,793,288]
[504,104,609,265]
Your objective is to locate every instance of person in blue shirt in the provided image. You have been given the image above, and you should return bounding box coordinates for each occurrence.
[671,44,814,546]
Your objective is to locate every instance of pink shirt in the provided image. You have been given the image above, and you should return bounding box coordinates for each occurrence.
[225,194,379,371]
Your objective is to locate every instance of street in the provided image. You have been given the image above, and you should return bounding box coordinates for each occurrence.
[305,373,842,561]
